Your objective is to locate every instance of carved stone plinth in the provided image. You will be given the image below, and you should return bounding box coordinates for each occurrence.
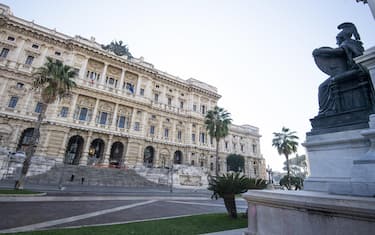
[243,190,375,235]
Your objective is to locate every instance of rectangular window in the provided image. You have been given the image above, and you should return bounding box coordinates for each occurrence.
[192,133,196,142]
[25,55,34,65]
[32,44,39,49]
[118,116,125,128]
[55,51,61,56]
[140,88,145,96]
[99,112,108,125]
[241,144,244,152]
[177,130,182,141]
[35,102,43,113]
[193,104,197,111]
[8,96,18,108]
[134,122,140,131]
[0,48,9,58]
[60,107,69,117]
[252,144,257,154]
[150,125,155,135]
[126,83,134,93]
[180,101,184,109]
[200,133,205,143]
[168,97,172,106]
[164,128,169,138]
[154,93,159,102]
[225,141,228,149]
[79,107,88,121]
[16,82,24,88]
[201,105,206,114]
[7,36,15,41]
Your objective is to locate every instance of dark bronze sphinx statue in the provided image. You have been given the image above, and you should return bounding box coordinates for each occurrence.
[309,23,374,135]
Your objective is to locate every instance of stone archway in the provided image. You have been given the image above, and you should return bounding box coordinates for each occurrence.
[64,135,84,165]
[173,150,183,164]
[89,138,105,165]
[109,142,124,168]
[144,146,154,168]
[17,128,34,151]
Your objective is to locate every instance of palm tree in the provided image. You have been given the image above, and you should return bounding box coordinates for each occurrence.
[272,127,299,190]
[14,57,77,189]
[208,173,249,218]
[204,106,232,176]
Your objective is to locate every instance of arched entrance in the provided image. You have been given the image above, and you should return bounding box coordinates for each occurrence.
[89,138,105,165]
[144,146,154,168]
[17,128,34,151]
[109,142,124,168]
[64,135,84,165]
[173,150,183,164]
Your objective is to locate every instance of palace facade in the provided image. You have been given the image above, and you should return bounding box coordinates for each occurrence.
[0,4,266,179]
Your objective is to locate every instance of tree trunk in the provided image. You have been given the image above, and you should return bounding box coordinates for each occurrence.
[14,103,47,190]
[215,138,219,176]
[223,194,237,218]
[286,154,291,190]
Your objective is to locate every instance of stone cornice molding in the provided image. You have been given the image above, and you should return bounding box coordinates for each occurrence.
[1,10,220,100]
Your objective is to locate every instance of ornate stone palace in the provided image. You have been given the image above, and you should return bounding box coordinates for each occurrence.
[0,4,265,180]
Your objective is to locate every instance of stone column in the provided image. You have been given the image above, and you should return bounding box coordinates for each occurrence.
[102,135,113,165]
[38,129,51,156]
[141,110,148,136]
[11,38,25,68]
[38,46,49,67]
[22,92,33,114]
[48,99,60,120]
[101,63,108,87]
[9,125,21,151]
[0,79,9,107]
[79,57,89,80]
[130,108,137,133]
[111,103,119,129]
[80,131,92,165]
[68,93,79,121]
[119,68,126,91]
[135,76,141,95]
[90,98,100,125]
[58,131,69,160]
[158,119,163,139]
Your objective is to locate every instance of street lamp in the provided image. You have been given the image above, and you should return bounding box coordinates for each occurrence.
[266,165,273,184]
[169,160,174,193]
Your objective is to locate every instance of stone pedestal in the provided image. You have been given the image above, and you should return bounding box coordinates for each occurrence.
[243,190,375,235]
[303,129,370,192]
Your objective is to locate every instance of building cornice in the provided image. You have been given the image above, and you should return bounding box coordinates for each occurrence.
[0,6,220,99]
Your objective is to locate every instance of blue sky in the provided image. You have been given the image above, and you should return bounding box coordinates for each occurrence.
[2,0,374,171]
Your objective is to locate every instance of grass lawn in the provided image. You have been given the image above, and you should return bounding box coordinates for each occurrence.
[0,189,41,195]
[7,213,247,235]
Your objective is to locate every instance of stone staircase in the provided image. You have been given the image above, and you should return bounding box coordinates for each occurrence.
[134,165,170,185]
[21,164,159,187]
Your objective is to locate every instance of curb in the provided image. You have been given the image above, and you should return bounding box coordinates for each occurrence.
[0,192,47,197]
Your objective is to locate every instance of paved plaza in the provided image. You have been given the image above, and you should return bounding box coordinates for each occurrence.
[0,183,248,234]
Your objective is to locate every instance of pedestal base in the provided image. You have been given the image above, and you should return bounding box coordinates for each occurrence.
[303,129,370,193]
[243,190,375,235]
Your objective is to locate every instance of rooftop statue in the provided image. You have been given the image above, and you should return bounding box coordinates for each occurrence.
[101,40,133,58]
[309,22,375,135]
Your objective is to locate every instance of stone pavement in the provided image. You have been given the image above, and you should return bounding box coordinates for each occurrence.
[0,183,249,234]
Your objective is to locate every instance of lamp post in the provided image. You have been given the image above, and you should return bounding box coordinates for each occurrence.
[170,160,174,193]
[266,165,274,189]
